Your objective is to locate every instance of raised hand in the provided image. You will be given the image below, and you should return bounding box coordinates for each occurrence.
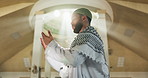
[40,30,54,49]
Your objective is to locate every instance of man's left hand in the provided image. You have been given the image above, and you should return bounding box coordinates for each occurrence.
[40,30,54,49]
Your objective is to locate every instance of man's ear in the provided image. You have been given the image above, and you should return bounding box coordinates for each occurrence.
[82,16,87,21]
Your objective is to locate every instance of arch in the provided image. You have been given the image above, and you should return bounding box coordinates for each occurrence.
[29,0,113,28]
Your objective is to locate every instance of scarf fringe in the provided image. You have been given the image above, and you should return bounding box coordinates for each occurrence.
[72,43,109,76]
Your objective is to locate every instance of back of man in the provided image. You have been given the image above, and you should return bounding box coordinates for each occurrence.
[67,25,109,78]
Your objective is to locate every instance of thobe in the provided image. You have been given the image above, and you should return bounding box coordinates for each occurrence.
[45,40,109,78]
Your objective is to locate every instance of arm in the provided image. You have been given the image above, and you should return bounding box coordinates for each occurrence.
[40,30,86,67]
[45,56,65,72]
[45,40,86,67]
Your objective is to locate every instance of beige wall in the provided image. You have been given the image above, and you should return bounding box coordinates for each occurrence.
[0,72,148,78]
[0,72,30,78]
[111,77,131,78]
[111,72,148,78]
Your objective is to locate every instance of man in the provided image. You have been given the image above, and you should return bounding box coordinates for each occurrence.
[40,8,109,78]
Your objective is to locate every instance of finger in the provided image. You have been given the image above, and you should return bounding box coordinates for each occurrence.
[40,38,44,46]
[40,38,44,44]
[40,38,46,49]
[48,30,52,36]
[41,32,48,38]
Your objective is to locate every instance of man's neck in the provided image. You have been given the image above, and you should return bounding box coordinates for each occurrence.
[79,25,89,33]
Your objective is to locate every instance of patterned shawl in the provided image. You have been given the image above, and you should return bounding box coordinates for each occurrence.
[71,26,106,62]
[70,26,109,77]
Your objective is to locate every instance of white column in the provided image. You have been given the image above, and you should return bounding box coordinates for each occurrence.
[45,60,51,78]
[92,11,109,65]
[31,14,43,78]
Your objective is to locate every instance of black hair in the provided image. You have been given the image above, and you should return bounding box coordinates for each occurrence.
[86,16,91,25]
[78,14,91,25]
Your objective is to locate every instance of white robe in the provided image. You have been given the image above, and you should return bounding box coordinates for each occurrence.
[45,40,109,78]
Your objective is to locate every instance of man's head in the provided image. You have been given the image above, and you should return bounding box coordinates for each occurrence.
[71,8,92,33]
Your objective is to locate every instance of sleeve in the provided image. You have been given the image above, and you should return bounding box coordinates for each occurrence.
[45,56,65,72]
[45,40,86,67]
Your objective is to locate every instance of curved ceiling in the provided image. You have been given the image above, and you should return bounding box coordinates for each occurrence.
[29,0,113,28]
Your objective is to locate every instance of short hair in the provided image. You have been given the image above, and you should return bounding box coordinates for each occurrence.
[78,14,92,25]
[86,16,91,25]
[73,8,92,25]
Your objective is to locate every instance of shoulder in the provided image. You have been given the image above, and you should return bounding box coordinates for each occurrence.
[78,32,102,42]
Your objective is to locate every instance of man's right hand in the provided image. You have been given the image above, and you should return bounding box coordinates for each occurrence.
[40,30,54,49]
